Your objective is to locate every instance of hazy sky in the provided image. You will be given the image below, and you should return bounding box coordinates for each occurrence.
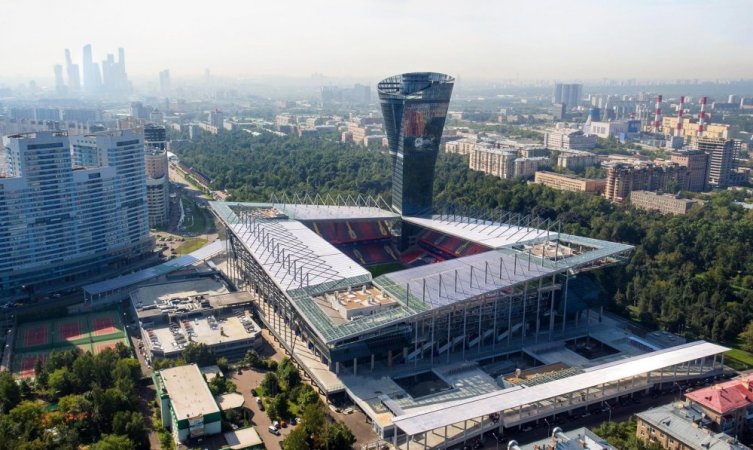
[2,0,752,82]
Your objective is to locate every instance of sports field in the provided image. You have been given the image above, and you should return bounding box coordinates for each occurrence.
[11,309,129,378]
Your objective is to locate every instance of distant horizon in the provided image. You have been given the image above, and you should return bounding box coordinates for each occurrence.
[2,0,752,83]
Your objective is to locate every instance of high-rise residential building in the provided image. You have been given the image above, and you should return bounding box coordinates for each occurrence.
[0,130,152,300]
[671,150,709,192]
[144,124,170,228]
[82,44,103,95]
[53,64,65,95]
[208,109,225,129]
[699,137,736,189]
[469,146,516,179]
[553,83,582,108]
[378,72,454,215]
[99,48,128,95]
[64,49,81,94]
[604,162,688,203]
[159,69,171,96]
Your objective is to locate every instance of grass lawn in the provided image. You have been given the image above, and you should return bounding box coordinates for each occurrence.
[175,237,208,255]
[368,262,405,278]
[182,198,208,234]
[726,347,753,371]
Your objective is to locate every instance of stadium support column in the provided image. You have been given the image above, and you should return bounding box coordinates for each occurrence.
[507,297,513,345]
[535,278,542,344]
[430,314,436,366]
[561,275,570,333]
[492,295,499,353]
[521,282,528,339]
[462,303,468,360]
[446,310,452,364]
[549,274,556,340]
[476,300,483,354]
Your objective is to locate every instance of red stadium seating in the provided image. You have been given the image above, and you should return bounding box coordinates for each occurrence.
[338,241,399,266]
[309,220,391,244]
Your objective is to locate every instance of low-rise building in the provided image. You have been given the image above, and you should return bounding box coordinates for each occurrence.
[154,364,222,443]
[544,128,597,150]
[520,427,615,450]
[629,191,701,215]
[636,403,749,450]
[535,171,606,194]
[557,151,600,170]
[685,377,753,437]
[514,156,549,178]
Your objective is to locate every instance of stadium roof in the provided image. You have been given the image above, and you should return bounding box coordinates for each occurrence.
[381,249,557,309]
[403,214,548,249]
[83,239,225,296]
[392,341,728,435]
[212,202,370,291]
[214,200,398,222]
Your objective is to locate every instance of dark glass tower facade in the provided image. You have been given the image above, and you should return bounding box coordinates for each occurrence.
[378,72,454,215]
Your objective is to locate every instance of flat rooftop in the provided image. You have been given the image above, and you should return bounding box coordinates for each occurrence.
[131,278,228,310]
[145,312,259,357]
[158,364,220,419]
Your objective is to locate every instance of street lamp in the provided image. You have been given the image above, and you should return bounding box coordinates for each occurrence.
[544,417,551,438]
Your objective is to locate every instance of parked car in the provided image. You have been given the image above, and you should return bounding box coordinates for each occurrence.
[280,420,287,428]
[256,398,264,410]
[268,425,280,435]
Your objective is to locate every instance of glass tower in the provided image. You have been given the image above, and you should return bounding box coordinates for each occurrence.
[378,72,454,215]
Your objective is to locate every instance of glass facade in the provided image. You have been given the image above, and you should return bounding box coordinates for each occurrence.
[378,72,454,215]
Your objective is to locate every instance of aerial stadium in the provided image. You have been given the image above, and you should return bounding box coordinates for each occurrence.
[208,73,729,449]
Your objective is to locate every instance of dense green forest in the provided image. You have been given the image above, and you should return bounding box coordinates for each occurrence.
[0,344,148,450]
[176,130,753,346]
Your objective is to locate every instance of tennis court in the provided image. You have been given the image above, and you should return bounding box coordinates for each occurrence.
[11,308,129,378]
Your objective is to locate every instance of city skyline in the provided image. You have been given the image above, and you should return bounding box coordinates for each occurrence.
[2,0,752,82]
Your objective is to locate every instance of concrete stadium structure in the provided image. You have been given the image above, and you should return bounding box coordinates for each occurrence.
[205,73,729,449]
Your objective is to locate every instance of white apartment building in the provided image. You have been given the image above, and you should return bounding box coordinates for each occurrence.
[1,130,152,301]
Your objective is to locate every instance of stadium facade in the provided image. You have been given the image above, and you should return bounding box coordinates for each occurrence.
[207,73,729,448]
[0,130,152,301]
[378,72,454,216]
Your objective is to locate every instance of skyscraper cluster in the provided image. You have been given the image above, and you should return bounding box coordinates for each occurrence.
[58,45,130,96]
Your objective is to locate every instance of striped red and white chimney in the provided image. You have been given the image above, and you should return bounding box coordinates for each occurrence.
[653,95,663,132]
[697,96,707,135]
[675,96,685,136]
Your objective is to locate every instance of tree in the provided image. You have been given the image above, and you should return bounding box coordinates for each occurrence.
[112,410,149,450]
[48,367,73,398]
[267,393,290,421]
[9,400,44,442]
[283,426,310,450]
[277,358,301,391]
[0,371,21,413]
[260,372,279,397]
[216,356,229,373]
[326,421,356,450]
[90,434,134,450]
[740,321,753,353]
[182,343,217,367]
[296,384,320,408]
[301,402,326,439]
[244,349,263,369]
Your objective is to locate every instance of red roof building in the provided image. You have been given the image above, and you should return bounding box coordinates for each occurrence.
[685,378,753,435]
